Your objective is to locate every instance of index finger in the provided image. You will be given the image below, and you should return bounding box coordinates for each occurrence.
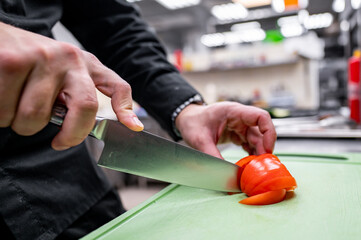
[84,52,144,132]
[244,107,277,153]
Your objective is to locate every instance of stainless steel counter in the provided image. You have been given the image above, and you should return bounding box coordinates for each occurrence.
[275,138,361,153]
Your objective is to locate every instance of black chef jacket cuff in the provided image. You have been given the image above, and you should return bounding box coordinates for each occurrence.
[171,94,205,138]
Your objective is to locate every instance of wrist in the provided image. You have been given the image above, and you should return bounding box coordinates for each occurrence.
[175,103,205,136]
[171,94,205,138]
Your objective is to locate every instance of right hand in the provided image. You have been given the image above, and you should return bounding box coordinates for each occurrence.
[0,22,143,151]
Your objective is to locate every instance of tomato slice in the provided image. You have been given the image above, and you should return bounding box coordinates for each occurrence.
[235,155,256,179]
[248,176,297,196]
[239,189,287,205]
[235,155,257,168]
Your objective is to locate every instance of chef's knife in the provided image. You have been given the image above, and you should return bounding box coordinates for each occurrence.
[51,104,241,192]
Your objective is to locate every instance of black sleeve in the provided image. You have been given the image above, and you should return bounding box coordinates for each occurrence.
[60,0,202,140]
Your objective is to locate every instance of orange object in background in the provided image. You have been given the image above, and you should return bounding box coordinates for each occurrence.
[284,0,299,10]
[348,50,361,124]
[236,154,297,205]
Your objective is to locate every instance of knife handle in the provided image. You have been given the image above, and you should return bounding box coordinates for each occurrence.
[50,103,106,139]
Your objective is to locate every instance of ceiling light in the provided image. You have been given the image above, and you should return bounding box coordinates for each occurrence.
[211,3,248,21]
[232,0,272,8]
[352,0,361,9]
[277,15,299,26]
[155,0,200,10]
[201,28,266,47]
[280,23,304,37]
[332,0,345,13]
[240,29,266,42]
[304,13,333,30]
[126,0,142,2]
[298,9,309,24]
[200,33,226,47]
[231,21,261,31]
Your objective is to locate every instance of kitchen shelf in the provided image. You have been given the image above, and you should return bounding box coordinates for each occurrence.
[182,57,299,74]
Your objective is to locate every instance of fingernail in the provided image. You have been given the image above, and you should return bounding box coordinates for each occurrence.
[133,116,144,128]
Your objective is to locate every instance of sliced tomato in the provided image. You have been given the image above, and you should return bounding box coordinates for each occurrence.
[235,155,257,169]
[241,155,281,193]
[248,176,297,196]
[235,155,256,180]
[235,153,297,205]
[239,189,286,205]
[240,155,287,194]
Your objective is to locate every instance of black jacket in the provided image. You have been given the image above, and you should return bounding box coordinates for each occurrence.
[0,0,202,239]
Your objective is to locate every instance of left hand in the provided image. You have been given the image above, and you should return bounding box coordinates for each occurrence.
[175,101,277,158]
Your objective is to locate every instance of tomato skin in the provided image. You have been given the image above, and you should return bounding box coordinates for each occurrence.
[235,154,297,205]
[249,176,297,196]
[235,155,256,186]
[240,189,286,205]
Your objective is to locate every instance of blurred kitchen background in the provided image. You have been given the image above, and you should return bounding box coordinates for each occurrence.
[53,0,361,210]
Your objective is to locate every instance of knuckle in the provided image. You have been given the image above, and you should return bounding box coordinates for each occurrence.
[33,45,55,63]
[77,97,99,113]
[117,80,132,93]
[258,108,271,119]
[0,50,27,73]
[19,105,50,126]
[61,43,82,61]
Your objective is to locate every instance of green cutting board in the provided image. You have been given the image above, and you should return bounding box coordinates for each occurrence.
[82,151,361,240]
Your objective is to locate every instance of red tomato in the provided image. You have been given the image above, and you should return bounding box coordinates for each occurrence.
[235,153,297,205]
[240,189,286,205]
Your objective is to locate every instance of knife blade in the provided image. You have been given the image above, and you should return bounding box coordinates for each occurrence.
[51,104,241,192]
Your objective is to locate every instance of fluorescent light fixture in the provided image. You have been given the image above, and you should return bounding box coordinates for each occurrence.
[231,21,261,31]
[155,0,200,10]
[278,12,333,36]
[298,9,309,24]
[352,0,361,9]
[232,0,272,8]
[277,14,304,38]
[280,23,304,37]
[304,13,333,30]
[241,28,266,42]
[332,0,345,13]
[201,33,226,48]
[211,3,248,21]
[277,15,299,26]
[272,0,285,13]
[201,29,266,47]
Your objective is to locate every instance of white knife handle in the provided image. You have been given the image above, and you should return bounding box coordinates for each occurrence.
[50,103,106,139]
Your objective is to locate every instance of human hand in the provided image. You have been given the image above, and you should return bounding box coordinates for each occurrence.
[175,101,277,158]
[0,22,143,150]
